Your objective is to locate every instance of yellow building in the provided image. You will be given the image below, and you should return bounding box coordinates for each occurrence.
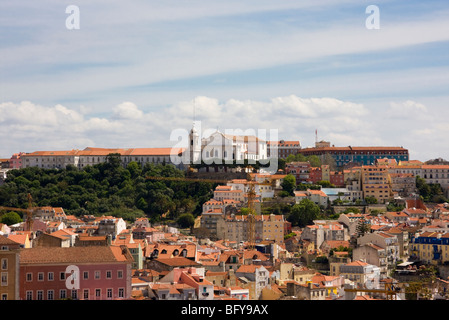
[411,232,449,265]
[361,165,393,204]
[279,262,316,285]
[217,214,285,245]
[0,236,21,300]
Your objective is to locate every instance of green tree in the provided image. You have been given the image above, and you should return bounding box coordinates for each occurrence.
[177,213,195,228]
[317,180,335,188]
[415,176,447,202]
[278,158,286,171]
[0,211,22,226]
[365,196,378,204]
[307,155,321,167]
[288,198,321,227]
[356,219,371,237]
[386,201,405,212]
[281,174,296,196]
[127,161,142,179]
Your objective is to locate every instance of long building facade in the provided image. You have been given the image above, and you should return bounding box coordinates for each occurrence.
[18,246,134,300]
[298,143,409,168]
[20,147,185,170]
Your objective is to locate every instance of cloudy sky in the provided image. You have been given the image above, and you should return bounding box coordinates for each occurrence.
[1,0,449,161]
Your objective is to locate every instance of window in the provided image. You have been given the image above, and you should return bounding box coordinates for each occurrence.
[117,270,123,279]
[26,291,33,300]
[83,271,89,280]
[107,289,113,299]
[1,259,7,270]
[106,270,112,279]
[47,290,54,300]
[60,272,66,281]
[1,272,7,286]
[37,290,43,300]
[38,272,44,281]
[83,289,89,300]
[95,271,101,279]
[26,273,32,282]
[95,289,101,298]
[118,288,124,298]
[71,290,78,300]
[48,272,54,281]
[60,289,67,299]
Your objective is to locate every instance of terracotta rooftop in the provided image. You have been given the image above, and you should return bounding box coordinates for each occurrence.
[19,246,133,264]
[154,257,201,267]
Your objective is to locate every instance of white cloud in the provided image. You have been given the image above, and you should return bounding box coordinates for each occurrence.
[1,95,449,162]
[2,2,449,108]
[113,102,144,120]
[388,100,428,119]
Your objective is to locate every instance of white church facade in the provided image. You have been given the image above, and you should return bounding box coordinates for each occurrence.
[186,124,268,165]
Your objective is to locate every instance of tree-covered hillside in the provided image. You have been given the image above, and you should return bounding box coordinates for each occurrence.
[0,154,214,223]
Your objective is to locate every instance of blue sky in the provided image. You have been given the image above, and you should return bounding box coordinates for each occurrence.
[1,0,449,161]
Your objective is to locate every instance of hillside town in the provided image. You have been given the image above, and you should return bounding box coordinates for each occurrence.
[1,129,449,302]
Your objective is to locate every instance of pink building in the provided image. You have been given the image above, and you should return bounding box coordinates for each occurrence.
[9,153,24,169]
[285,162,311,184]
[19,246,133,300]
[330,171,345,187]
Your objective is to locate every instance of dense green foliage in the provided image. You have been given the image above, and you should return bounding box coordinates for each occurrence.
[287,198,322,227]
[329,245,353,259]
[416,176,448,203]
[0,211,22,226]
[281,174,296,196]
[0,155,214,223]
[177,213,195,228]
[284,153,321,167]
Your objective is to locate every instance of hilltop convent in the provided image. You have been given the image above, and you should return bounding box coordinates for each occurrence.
[187,124,268,165]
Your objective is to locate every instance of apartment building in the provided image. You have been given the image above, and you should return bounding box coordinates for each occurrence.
[389,173,417,197]
[235,264,270,300]
[267,140,301,159]
[300,221,347,249]
[357,231,400,274]
[19,246,134,300]
[352,243,388,276]
[294,189,329,207]
[213,186,245,202]
[410,231,449,265]
[216,214,285,245]
[421,165,449,189]
[285,162,310,183]
[0,235,21,300]
[298,144,409,168]
[361,165,393,204]
[339,260,381,289]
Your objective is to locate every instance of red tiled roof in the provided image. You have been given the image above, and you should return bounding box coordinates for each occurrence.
[154,257,201,267]
[19,246,133,264]
[23,147,184,157]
